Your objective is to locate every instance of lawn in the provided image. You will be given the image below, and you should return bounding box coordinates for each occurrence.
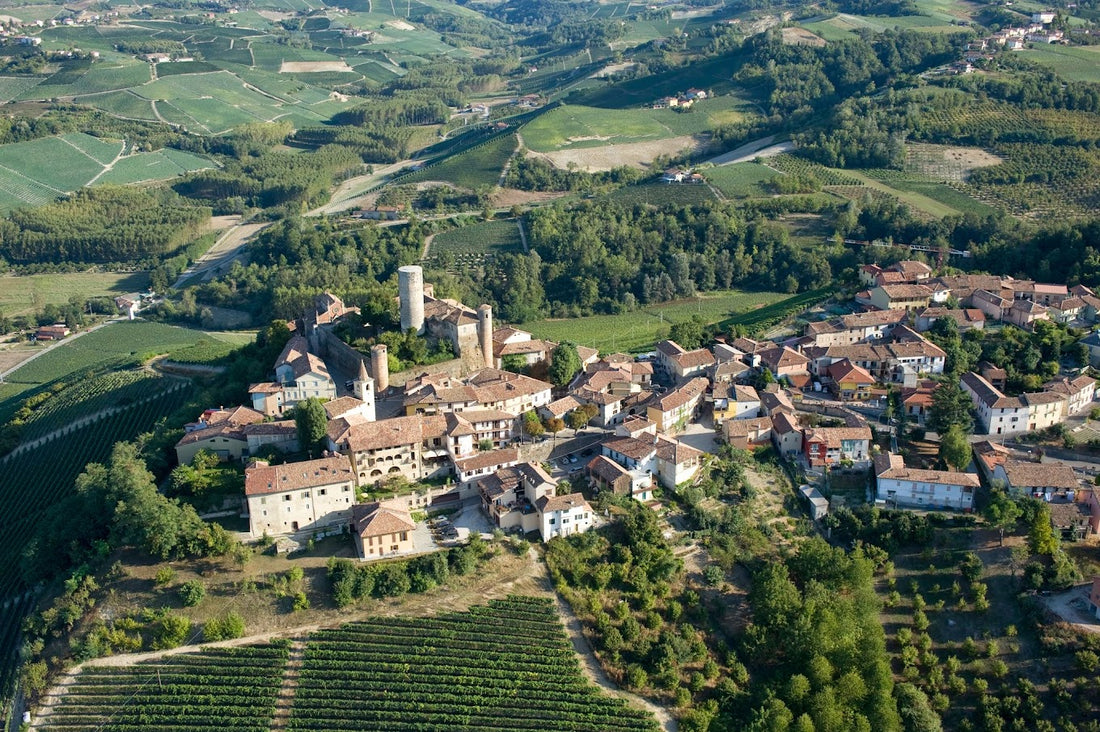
[523,289,799,353]
[0,271,148,317]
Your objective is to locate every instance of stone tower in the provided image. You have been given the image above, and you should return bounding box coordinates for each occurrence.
[353,359,376,422]
[371,344,389,392]
[477,304,493,369]
[398,265,425,334]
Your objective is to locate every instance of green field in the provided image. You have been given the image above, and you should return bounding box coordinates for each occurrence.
[800,12,970,39]
[0,271,149,317]
[703,162,780,198]
[0,321,243,413]
[523,289,797,353]
[1019,44,1100,83]
[521,98,747,152]
[430,218,524,266]
[605,182,717,207]
[405,133,518,189]
[0,133,215,211]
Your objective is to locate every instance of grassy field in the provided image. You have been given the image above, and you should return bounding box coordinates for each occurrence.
[800,12,969,39]
[605,182,717,207]
[703,162,779,198]
[1019,44,1100,83]
[521,98,747,152]
[0,271,149,317]
[0,321,244,418]
[0,132,215,211]
[523,289,799,353]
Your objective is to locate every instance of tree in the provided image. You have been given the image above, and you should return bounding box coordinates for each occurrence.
[983,491,1022,547]
[566,408,590,433]
[1028,502,1059,556]
[295,397,328,454]
[894,682,942,732]
[523,410,544,441]
[544,417,565,440]
[548,342,582,387]
[669,315,706,349]
[937,425,971,472]
[927,380,972,434]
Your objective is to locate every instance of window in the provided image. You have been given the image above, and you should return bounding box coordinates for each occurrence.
[549,518,556,525]
[283,494,292,502]
[400,531,408,541]
[302,491,309,498]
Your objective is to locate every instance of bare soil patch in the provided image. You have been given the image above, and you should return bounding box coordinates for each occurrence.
[906,143,1004,181]
[590,61,637,79]
[781,27,827,47]
[490,188,569,208]
[279,60,353,73]
[385,19,416,30]
[534,135,706,172]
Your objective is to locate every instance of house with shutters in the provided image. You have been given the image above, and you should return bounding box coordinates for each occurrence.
[874,452,978,511]
[245,456,357,537]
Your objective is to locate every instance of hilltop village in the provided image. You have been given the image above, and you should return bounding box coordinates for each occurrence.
[172,260,1100,575]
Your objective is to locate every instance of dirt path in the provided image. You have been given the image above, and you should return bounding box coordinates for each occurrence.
[705,135,795,166]
[307,159,417,216]
[269,638,307,730]
[174,221,269,288]
[1042,582,1100,634]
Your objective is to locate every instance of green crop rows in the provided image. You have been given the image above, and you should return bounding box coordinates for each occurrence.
[404,133,518,190]
[765,154,864,186]
[0,381,195,600]
[428,219,523,269]
[46,644,289,730]
[288,596,658,731]
[17,371,166,442]
[605,183,717,207]
[703,162,779,198]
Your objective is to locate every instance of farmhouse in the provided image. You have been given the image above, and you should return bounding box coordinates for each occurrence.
[245,456,357,537]
[655,339,715,381]
[248,335,338,416]
[722,416,773,450]
[352,500,416,559]
[176,406,264,465]
[874,452,978,511]
[478,462,593,541]
[647,377,708,433]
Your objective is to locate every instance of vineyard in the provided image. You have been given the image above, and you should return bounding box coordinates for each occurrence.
[765,154,864,186]
[42,643,289,730]
[287,596,658,731]
[427,219,524,269]
[403,133,519,190]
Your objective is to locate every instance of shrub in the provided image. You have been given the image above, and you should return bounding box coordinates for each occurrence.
[292,591,310,612]
[154,567,176,587]
[178,579,205,607]
[204,612,245,641]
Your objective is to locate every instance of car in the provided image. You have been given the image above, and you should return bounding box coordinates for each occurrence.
[569,455,578,464]
[559,457,570,466]
[569,466,583,474]
[344,380,355,390]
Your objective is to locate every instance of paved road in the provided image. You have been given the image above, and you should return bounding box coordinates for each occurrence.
[174,221,269,288]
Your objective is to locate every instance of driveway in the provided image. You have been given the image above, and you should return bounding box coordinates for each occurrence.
[1042,583,1100,634]
[676,419,720,455]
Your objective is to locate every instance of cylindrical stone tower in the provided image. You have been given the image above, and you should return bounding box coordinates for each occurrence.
[371,344,389,392]
[477,304,493,369]
[398,265,425,334]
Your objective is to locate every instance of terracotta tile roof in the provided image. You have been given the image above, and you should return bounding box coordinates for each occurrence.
[733,385,760,402]
[544,395,582,418]
[653,377,708,412]
[536,492,591,514]
[454,446,519,473]
[1049,501,1091,527]
[891,260,933,276]
[245,456,354,496]
[874,452,978,487]
[588,454,632,483]
[353,500,415,538]
[1004,460,1078,490]
[346,414,448,452]
[804,426,872,447]
[771,411,801,434]
[496,338,553,357]
[654,434,703,464]
[973,440,1011,472]
[878,284,933,300]
[760,346,810,372]
[241,420,297,437]
[177,406,264,447]
[672,348,716,369]
[1044,375,1096,395]
[656,340,686,357]
[249,382,283,394]
[276,335,331,381]
[827,359,876,384]
[1022,391,1067,406]
[840,309,909,329]
[603,435,658,461]
[724,416,773,439]
[323,397,367,419]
